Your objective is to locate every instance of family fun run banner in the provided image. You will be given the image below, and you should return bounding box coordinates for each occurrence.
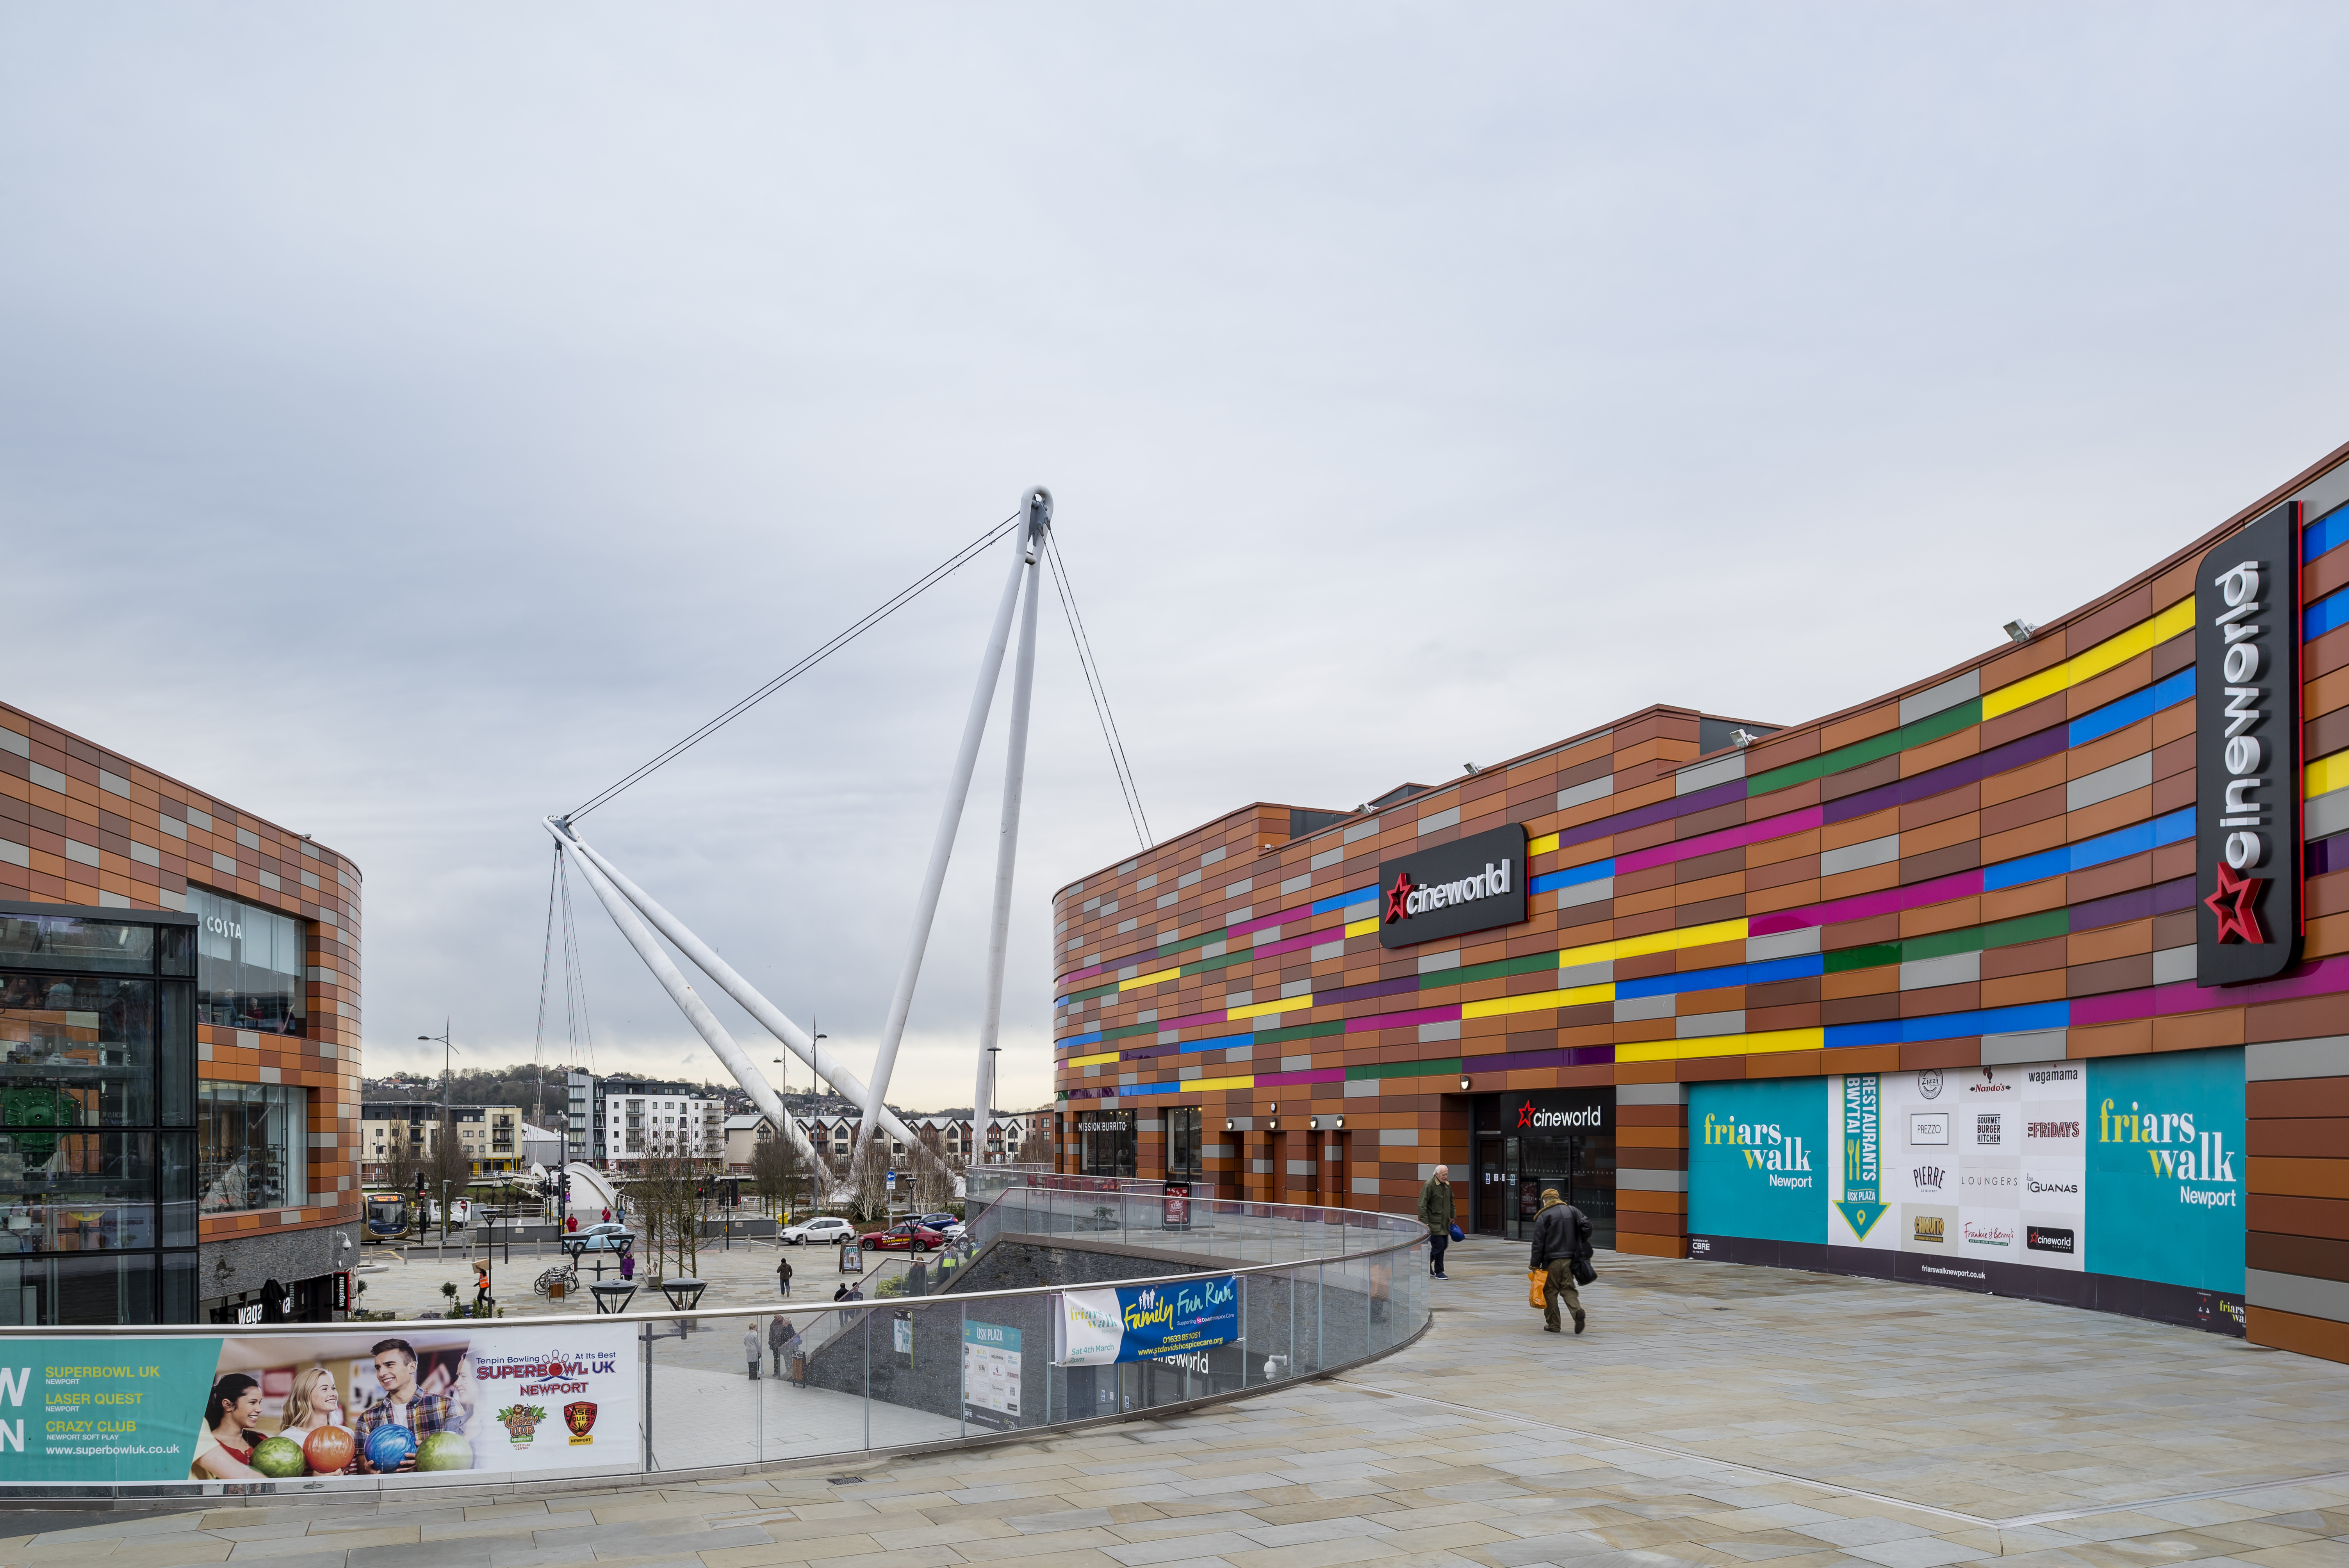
[1057,1275,1239,1365]
[0,1320,640,1487]
[1687,1046,2245,1334]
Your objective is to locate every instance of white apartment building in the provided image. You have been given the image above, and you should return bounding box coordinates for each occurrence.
[599,1083,725,1169]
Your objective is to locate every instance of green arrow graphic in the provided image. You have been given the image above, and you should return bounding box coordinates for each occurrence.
[1834,1199,1885,1240]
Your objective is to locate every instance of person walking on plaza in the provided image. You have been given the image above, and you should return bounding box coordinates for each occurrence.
[767,1310,796,1379]
[1529,1188,1590,1335]
[743,1319,763,1380]
[1419,1165,1456,1279]
[776,1252,793,1299]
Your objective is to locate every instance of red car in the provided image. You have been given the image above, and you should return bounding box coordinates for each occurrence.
[857,1220,948,1253]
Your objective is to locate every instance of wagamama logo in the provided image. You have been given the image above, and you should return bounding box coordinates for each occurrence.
[1387,860,1513,925]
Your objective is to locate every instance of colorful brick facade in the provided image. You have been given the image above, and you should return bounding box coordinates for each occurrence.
[1052,439,2349,1361]
[0,699,362,1310]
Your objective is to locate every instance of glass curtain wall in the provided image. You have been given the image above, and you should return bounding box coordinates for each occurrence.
[0,905,198,1323]
[198,1081,308,1213]
[189,888,307,1037]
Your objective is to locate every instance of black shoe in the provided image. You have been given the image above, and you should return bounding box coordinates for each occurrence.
[1573,1313,1586,1335]
[1543,1324,1560,1333]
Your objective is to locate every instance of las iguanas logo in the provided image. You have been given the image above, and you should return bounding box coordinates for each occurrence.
[1701,1112,1814,1188]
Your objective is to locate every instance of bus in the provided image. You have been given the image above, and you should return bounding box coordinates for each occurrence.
[362,1189,411,1241]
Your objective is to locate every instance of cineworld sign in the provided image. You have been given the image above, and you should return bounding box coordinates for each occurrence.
[1378,823,1529,950]
[2196,499,2302,985]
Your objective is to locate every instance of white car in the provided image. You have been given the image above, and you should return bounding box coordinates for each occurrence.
[779,1215,858,1246]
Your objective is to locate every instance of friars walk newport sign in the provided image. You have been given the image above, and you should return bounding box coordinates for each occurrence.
[1378,821,1527,949]
[2196,499,2302,985]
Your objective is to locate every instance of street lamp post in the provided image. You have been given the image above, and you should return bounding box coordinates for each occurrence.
[419,1023,459,1246]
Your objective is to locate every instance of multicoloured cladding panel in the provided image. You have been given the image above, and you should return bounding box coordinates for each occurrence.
[1050,480,2349,1355]
[0,699,365,1249]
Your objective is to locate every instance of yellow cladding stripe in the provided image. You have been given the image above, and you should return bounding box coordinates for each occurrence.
[1225,996,1316,1021]
[1528,831,1560,856]
[1460,982,1615,1021]
[1615,1027,1825,1063]
[2308,748,2349,801]
[1982,598,2194,719]
[1117,967,1181,992]
[1183,1075,1253,1092]
[1067,1051,1118,1067]
[1554,918,1748,971]
[1344,918,1379,937]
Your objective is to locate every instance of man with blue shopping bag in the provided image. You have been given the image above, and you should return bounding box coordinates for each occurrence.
[1418,1165,1458,1279]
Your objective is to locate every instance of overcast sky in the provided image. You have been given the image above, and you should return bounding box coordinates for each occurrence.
[4,5,2346,1112]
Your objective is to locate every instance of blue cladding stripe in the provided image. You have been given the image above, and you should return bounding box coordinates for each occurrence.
[1615,953,1825,1001]
[2309,589,2349,643]
[2307,502,2349,562]
[1530,859,1615,894]
[1057,1030,1104,1049]
[2067,669,2193,748]
[1824,1000,2072,1050]
[1180,1032,1255,1054]
[1980,808,2195,892]
[1311,885,1379,915]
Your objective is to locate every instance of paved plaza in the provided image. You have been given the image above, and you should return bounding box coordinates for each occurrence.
[8,1241,2348,1568]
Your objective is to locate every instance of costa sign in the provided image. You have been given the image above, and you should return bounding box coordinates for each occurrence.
[1377,822,1528,949]
[2195,499,2302,985]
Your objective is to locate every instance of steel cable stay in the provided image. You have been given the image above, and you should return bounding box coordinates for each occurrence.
[545,488,1076,1187]
[1045,528,1152,850]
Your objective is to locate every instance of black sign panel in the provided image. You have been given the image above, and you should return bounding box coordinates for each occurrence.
[1377,822,1528,949]
[2196,500,2302,985]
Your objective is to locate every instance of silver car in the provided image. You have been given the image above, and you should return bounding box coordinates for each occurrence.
[779,1215,857,1245]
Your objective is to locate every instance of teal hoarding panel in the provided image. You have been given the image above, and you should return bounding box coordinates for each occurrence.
[2086,1048,2245,1294]
[1689,1078,1827,1245]
[0,1336,223,1484]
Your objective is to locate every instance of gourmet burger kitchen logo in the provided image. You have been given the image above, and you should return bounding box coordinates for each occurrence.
[1376,823,1529,950]
[2197,499,2302,985]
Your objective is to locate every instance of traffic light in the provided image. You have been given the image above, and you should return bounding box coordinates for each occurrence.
[414,1171,426,1197]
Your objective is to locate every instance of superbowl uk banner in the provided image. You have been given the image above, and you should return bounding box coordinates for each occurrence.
[0,1321,638,1487]
[1056,1275,1239,1365]
[1689,1048,2245,1333]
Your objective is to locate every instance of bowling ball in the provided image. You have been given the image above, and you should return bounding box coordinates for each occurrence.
[415,1431,473,1472]
[303,1425,354,1474]
[364,1423,416,1472]
[251,1436,307,1479]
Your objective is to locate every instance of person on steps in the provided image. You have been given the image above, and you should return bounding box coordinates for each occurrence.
[1529,1187,1590,1335]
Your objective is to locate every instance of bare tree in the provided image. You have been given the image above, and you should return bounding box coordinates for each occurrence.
[424,1119,472,1239]
[749,1131,798,1219]
[849,1137,891,1224]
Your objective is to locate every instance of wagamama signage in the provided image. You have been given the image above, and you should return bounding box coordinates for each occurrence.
[2196,500,2301,985]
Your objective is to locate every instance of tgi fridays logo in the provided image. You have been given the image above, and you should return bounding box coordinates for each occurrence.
[2197,500,2302,985]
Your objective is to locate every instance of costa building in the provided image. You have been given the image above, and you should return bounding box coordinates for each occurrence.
[0,699,363,1324]
[1050,441,2349,1363]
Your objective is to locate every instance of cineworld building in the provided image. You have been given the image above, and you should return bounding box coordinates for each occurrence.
[1050,440,2349,1362]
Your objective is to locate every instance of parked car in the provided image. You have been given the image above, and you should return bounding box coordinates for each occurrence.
[779,1215,857,1246]
[916,1212,965,1238]
[858,1220,948,1253]
[566,1222,633,1253]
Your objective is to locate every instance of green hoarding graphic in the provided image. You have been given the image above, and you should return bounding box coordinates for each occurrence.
[0,1336,222,1484]
[1688,1077,1826,1245]
[1835,1073,1887,1241]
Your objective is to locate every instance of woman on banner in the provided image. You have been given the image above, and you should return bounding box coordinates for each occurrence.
[190,1372,264,1480]
[278,1365,355,1474]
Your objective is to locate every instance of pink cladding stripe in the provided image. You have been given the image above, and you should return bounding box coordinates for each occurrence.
[2066,955,2349,1026]
[1750,869,1985,935]
[1257,1067,1345,1087]
[1613,804,1826,876]
[1344,1004,1462,1033]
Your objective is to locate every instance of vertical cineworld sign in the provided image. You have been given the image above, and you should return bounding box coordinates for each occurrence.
[2196,499,2302,985]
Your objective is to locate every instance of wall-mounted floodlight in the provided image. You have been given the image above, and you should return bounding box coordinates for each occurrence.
[1459,1076,1472,1092]
[2003,620,2037,644]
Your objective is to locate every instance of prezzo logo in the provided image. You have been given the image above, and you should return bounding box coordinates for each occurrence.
[1912,1165,1945,1190]
[202,914,243,941]
[1700,1112,1813,1188]
[1517,1100,1601,1130]
[2100,1098,2239,1205]
[1387,860,1513,924]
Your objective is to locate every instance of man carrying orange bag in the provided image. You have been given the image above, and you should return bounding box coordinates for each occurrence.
[1527,1188,1590,1335]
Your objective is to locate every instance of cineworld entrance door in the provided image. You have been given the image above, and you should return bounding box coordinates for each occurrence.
[1472,1090,1615,1247]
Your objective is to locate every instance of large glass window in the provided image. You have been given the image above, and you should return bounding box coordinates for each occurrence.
[198,1081,308,1212]
[0,973,155,1126]
[1077,1109,1136,1178]
[1166,1107,1203,1180]
[189,887,307,1036]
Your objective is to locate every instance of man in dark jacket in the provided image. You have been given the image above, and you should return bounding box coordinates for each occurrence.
[1418,1166,1456,1279]
[1529,1188,1589,1334]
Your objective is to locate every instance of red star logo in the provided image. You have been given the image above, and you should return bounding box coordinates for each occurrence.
[1516,1100,1535,1129]
[2204,860,2267,945]
[1385,873,1416,924]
